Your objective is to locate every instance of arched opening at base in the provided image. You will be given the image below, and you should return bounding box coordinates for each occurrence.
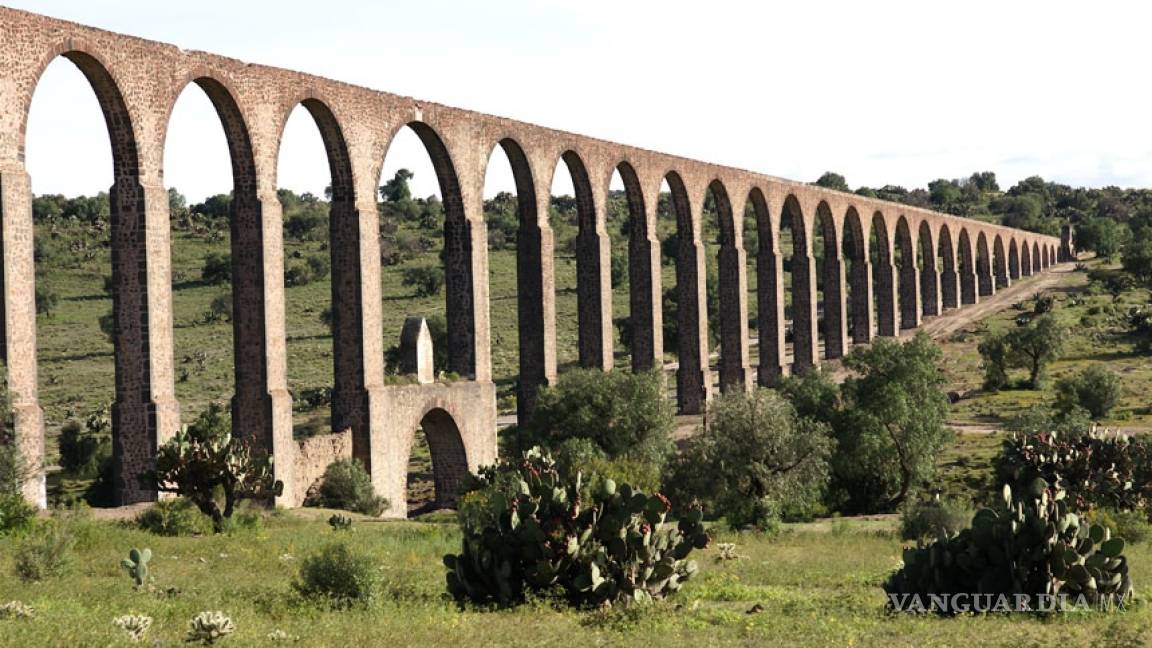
[406,408,468,516]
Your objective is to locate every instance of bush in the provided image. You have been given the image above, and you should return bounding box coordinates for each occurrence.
[312,459,389,517]
[900,497,972,541]
[1054,365,1122,419]
[293,542,380,608]
[204,293,233,323]
[1005,405,1092,437]
[13,519,76,582]
[664,390,834,530]
[885,478,1134,613]
[402,265,445,297]
[200,253,231,285]
[444,448,708,608]
[135,497,213,537]
[1090,507,1152,545]
[0,494,36,535]
[977,332,1010,391]
[518,369,674,468]
[35,286,58,316]
[550,437,662,494]
[58,414,112,478]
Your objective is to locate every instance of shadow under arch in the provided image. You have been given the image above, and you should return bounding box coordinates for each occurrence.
[992,234,1009,288]
[709,179,748,391]
[976,232,993,296]
[748,187,784,384]
[957,228,977,305]
[842,206,870,344]
[1008,238,1021,280]
[409,407,469,513]
[937,223,958,309]
[664,170,710,413]
[917,220,939,317]
[815,200,846,359]
[557,150,611,371]
[871,212,897,336]
[781,195,816,371]
[894,216,918,329]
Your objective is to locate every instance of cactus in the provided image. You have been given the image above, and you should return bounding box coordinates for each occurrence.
[327,514,353,531]
[885,475,1135,613]
[121,548,152,589]
[112,614,153,642]
[187,611,236,645]
[443,447,708,607]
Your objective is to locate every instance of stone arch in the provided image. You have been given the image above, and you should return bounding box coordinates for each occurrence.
[815,201,847,359]
[163,75,279,457]
[958,228,977,305]
[611,160,659,372]
[894,216,919,329]
[749,187,784,384]
[664,171,710,412]
[710,179,750,391]
[843,206,871,344]
[1032,241,1042,273]
[917,220,940,317]
[26,50,170,505]
[937,224,958,309]
[411,407,469,511]
[1008,238,1021,280]
[992,234,1009,289]
[556,150,612,371]
[782,195,816,371]
[976,232,994,296]
[484,137,548,420]
[1020,239,1032,276]
[871,212,897,336]
[380,121,475,378]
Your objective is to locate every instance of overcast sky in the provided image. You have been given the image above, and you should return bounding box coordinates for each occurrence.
[14,0,1152,203]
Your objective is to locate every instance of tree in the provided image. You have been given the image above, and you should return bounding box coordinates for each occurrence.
[928,179,963,209]
[665,389,834,529]
[1004,314,1066,388]
[401,265,445,297]
[969,171,999,193]
[142,406,281,532]
[834,333,952,512]
[977,331,1010,391]
[813,172,849,192]
[200,253,232,285]
[1075,217,1128,259]
[380,169,414,203]
[1122,236,1152,282]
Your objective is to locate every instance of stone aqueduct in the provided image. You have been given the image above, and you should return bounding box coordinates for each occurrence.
[1,8,1070,514]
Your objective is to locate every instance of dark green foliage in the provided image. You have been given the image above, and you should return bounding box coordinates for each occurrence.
[285,255,330,287]
[664,389,834,530]
[0,493,36,535]
[812,172,850,192]
[444,449,708,608]
[776,369,840,421]
[995,428,1152,513]
[519,369,674,468]
[549,437,662,495]
[1129,304,1152,354]
[1122,236,1152,282]
[1090,508,1152,545]
[134,498,213,537]
[900,497,972,541]
[1076,217,1128,258]
[1004,314,1066,389]
[402,265,445,297]
[885,479,1135,613]
[0,440,36,535]
[34,285,58,316]
[142,406,281,532]
[1054,365,1121,419]
[1005,406,1093,438]
[200,253,231,285]
[204,292,233,323]
[312,458,389,517]
[977,332,1010,391]
[57,407,112,478]
[327,514,353,531]
[294,542,381,608]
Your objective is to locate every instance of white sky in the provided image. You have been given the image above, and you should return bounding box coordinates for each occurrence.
[15,0,1152,203]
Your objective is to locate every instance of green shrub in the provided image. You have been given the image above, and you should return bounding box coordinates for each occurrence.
[977,332,1010,392]
[312,459,389,517]
[664,389,833,531]
[402,265,445,297]
[204,293,233,323]
[57,414,112,478]
[0,494,36,535]
[1090,507,1152,545]
[1054,365,1122,419]
[13,519,76,582]
[293,542,380,608]
[1005,405,1093,437]
[200,253,231,285]
[444,448,708,608]
[518,369,674,468]
[135,498,213,537]
[900,497,972,541]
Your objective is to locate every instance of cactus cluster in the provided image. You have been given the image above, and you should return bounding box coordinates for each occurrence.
[186,610,236,645]
[885,476,1135,612]
[327,514,353,531]
[121,548,152,589]
[444,448,708,608]
[996,428,1152,512]
[112,614,153,643]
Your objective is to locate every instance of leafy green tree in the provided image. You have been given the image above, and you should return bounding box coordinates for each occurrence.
[1004,314,1066,388]
[813,172,849,192]
[968,171,999,192]
[402,265,445,297]
[380,169,414,203]
[665,389,834,529]
[1122,236,1152,282]
[833,333,952,512]
[977,331,1010,391]
[1075,217,1128,259]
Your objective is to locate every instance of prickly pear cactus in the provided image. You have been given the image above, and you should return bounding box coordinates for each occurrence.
[121,548,152,589]
[443,448,709,607]
[885,476,1135,613]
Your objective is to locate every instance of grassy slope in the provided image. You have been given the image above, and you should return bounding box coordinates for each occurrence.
[1,511,1150,647]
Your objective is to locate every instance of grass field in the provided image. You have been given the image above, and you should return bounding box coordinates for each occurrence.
[2,507,1151,647]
